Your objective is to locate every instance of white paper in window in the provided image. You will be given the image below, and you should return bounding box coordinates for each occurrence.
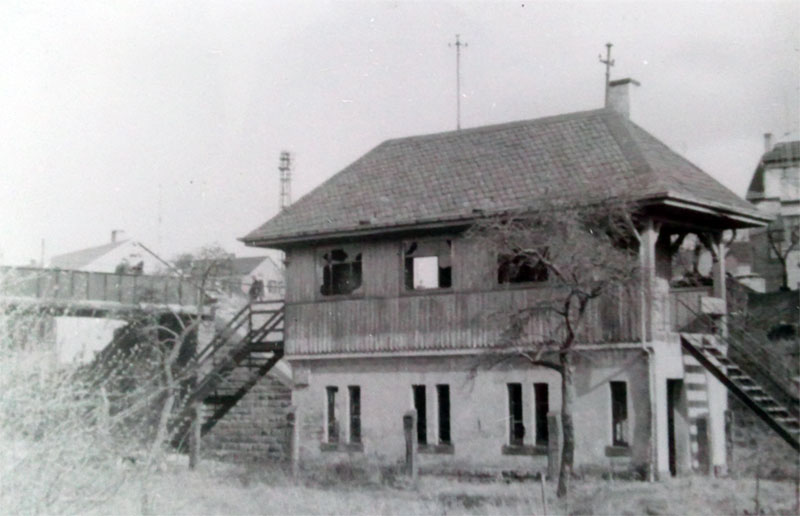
[413,256,439,289]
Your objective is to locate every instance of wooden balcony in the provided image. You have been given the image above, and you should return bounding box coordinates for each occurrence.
[0,266,202,315]
[287,285,641,356]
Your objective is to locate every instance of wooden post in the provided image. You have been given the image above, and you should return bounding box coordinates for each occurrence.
[724,410,734,475]
[403,410,418,481]
[546,412,562,480]
[710,232,728,338]
[287,405,299,480]
[189,404,201,469]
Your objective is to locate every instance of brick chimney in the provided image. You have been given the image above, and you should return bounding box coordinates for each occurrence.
[763,132,773,153]
[111,230,124,243]
[607,78,640,118]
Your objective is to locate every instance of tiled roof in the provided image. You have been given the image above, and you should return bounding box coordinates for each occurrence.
[243,108,763,246]
[50,240,128,270]
[746,141,800,200]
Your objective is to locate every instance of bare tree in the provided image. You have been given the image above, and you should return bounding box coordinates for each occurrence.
[765,216,800,291]
[469,198,640,498]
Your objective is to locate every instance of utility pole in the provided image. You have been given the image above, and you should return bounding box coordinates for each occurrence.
[279,151,292,211]
[449,34,468,130]
[598,42,615,107]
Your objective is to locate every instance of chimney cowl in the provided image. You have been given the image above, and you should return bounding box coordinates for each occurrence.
[607,78,640,119]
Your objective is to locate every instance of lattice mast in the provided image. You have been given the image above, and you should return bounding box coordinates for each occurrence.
[449,34,468,130]
[279,151,292,211]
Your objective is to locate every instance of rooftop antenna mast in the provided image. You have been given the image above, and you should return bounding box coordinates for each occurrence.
[279,151,292,211]
[449,34,468,130]
[599,42,615,107]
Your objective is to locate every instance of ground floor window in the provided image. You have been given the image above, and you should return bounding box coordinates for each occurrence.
[507,383,524,446]
[326,386,339,443]
[534,382,549,445]
[412,385,427,445]
[348,385,361,444]
[436,384,451,445]
[610,381,628,446]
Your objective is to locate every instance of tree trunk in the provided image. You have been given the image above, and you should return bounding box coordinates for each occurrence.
[557,351,575,498]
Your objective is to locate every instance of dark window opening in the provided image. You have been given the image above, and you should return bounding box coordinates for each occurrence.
[320,248,362,296]
[404,240,452,290]
[437,384,451,445]
[611,381,628,446]
[534,383,549,446]
[498,249,549,284]
[413,385,427,445]
[348,385,361,444]
[508,383,524,446]
[326,386,339,443]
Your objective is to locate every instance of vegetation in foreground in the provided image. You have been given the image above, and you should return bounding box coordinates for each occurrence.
[72,457,797,516]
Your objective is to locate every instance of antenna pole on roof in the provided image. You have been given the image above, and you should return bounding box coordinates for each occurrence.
[449,34,468,130]
[599,42,615,107]
[279,151,292,211]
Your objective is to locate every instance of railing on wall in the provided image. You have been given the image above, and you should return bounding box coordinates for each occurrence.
[670,286,713,332]
[0,266,200,307]
[287,284,641,355]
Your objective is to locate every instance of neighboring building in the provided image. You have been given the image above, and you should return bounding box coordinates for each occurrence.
[47,232,163,363]
[746,136,800,291]
[232,256,285,300]
[242,82,782,478]
[50,231,161,274]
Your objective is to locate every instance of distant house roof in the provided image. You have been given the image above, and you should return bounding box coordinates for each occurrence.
[232,256,279,277]
[746,141,800,201]
[50,240,128,270]
[243,108,766,247]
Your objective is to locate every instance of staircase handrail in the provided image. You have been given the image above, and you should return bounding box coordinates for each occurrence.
[194,302,252,364]
[676,298,798,403]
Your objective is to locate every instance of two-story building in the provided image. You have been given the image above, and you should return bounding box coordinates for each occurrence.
[241,85,778,478]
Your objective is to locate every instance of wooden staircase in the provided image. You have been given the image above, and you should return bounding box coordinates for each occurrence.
[171,300,285,446]
[680,334,799,452]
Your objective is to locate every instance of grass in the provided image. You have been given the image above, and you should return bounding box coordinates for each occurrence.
[78,456,799,516]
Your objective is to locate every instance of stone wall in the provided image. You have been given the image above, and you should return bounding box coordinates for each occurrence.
[202,373,292,462]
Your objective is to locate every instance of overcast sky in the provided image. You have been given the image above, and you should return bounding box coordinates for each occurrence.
[1,1,798,266]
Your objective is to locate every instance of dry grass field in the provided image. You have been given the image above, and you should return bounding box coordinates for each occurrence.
[65,456,796,516]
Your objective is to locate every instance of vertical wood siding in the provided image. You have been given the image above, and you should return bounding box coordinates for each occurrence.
[287,285,641,355]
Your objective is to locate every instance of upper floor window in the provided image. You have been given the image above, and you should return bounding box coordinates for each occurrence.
[404,240,452,290]
[319,246,362,296]
[498,248,549,284]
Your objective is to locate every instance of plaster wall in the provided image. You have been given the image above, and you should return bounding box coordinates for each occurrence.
[291,349,651,473]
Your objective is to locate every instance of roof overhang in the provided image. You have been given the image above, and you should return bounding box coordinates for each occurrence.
[242,191,772,249]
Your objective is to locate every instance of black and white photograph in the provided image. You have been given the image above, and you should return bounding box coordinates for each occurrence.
[1,1,798,514]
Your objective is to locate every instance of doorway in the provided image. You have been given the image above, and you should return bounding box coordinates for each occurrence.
[667,379,688,476]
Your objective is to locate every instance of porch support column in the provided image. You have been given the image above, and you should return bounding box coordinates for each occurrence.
[709,232,728,338]
[639,218,660,342]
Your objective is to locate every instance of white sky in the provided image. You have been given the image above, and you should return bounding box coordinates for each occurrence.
[1,1,798,265]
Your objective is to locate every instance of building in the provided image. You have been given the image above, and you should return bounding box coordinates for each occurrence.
[50,231,161,275]
[746,136,800,291]
[241,83,789,478]
[46,232,164,363]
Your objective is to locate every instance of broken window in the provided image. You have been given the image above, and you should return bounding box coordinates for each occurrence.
[320,247,362,296]
[610,381,628,446]
[497,249,549,284]
[404,240,452,290]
